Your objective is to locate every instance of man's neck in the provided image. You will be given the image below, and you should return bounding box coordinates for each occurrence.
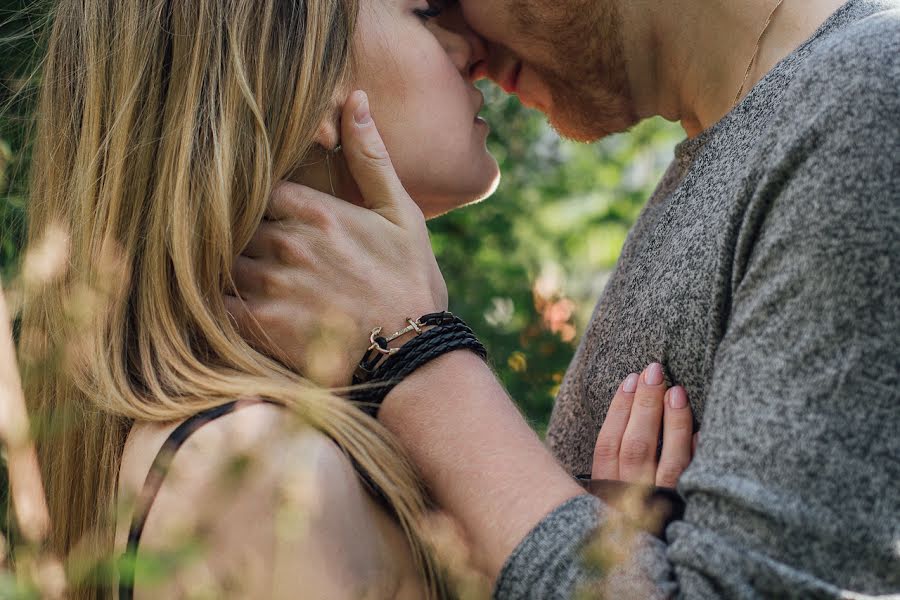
[622,0,848,137]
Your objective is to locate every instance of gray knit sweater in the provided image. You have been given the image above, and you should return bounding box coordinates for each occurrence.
[495,1,900,598]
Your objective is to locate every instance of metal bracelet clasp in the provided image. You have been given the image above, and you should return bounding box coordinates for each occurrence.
[367,318,425,356]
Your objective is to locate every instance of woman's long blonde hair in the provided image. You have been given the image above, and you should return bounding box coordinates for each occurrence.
[20,0,447,597]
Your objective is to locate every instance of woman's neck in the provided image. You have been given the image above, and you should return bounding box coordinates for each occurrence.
[287,148,365,207]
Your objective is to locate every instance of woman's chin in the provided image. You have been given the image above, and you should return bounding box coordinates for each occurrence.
[420,170,501,220]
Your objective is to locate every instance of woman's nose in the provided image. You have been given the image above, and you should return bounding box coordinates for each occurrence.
[459,29,488,81]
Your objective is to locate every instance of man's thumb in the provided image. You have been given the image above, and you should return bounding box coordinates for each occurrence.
[341,90,414,223]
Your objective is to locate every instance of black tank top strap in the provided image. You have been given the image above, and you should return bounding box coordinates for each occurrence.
[118,399,280,600]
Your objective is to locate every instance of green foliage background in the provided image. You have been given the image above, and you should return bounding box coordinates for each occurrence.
[432,87,680,429]
[0,1,35,283]
[0,1,683,431]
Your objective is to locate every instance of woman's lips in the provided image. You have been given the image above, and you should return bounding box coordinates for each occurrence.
[472,90,486,121]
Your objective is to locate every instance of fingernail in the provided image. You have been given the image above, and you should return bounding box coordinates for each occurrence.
[644,363,663,386]
[622,373,639,393]
[353,92,372,126]
[668,386,687,409]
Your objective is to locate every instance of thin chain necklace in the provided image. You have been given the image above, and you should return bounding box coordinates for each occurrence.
[732,0,787,107]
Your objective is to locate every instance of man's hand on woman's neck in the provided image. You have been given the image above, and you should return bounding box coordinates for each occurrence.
[623,0,848,137]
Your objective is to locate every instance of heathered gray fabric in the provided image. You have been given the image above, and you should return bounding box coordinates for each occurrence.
[495,1,900,598]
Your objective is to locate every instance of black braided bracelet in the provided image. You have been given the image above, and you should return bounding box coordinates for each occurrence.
[372,320,475,380]
[345,314,487,417]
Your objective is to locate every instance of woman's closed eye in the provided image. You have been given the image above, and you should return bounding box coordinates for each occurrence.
[413,0,445,22]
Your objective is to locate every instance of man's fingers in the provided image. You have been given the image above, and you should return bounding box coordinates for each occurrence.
[224,293,294,360]
[223,293,266,345]
[340,90,419,226]
[592,373,639,480]
[618,363,666,484]
[242,224,276,259]
[232,255,270,296]
[656,386,693,488]
[267,181,332,221]
[242,220,319,264]
[265,180,370,224]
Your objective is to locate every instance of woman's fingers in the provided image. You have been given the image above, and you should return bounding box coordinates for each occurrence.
[592,373,639,480]
[656,386,694,488]
[591,364,697,489]
[618,363,666,484]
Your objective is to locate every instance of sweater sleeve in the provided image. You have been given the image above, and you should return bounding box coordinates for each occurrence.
[493,495,677,600]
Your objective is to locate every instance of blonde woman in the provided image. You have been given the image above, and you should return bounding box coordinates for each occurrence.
[18,0,693,598]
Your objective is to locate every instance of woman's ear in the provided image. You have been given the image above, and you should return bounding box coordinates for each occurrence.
[313,119,341,152]
[313,94,347,152]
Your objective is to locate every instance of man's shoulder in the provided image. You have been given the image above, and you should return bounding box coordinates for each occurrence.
[792,6,900,108]
[759,5,900,164]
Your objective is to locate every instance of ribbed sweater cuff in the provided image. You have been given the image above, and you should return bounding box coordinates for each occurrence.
[493,494,602,600]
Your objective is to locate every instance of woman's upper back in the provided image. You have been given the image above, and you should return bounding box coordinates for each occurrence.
[116,401,425,599]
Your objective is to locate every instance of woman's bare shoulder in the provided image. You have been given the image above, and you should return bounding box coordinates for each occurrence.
[120,402,421,599]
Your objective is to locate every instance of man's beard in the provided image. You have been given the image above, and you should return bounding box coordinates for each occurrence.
[518,0,637,142]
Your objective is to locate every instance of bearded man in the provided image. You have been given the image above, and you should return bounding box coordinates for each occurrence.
[229,0,900,597]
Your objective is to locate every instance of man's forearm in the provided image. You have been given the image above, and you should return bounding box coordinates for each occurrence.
[380,350,586,579]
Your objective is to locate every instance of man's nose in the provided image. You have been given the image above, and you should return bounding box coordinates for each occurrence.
[480,41,520,89]
[434,8,489,81]
[461,29,489,81]
[441,31,489,81]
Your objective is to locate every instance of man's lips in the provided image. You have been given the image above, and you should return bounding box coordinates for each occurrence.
[500,62,522,94]
[498,62,546,112]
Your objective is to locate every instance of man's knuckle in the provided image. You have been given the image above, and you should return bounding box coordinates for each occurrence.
[254,303,281,330]
[258,268,284,296]
[272,231,308,266]
[301,203,335,231]
[271,185,300,214]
